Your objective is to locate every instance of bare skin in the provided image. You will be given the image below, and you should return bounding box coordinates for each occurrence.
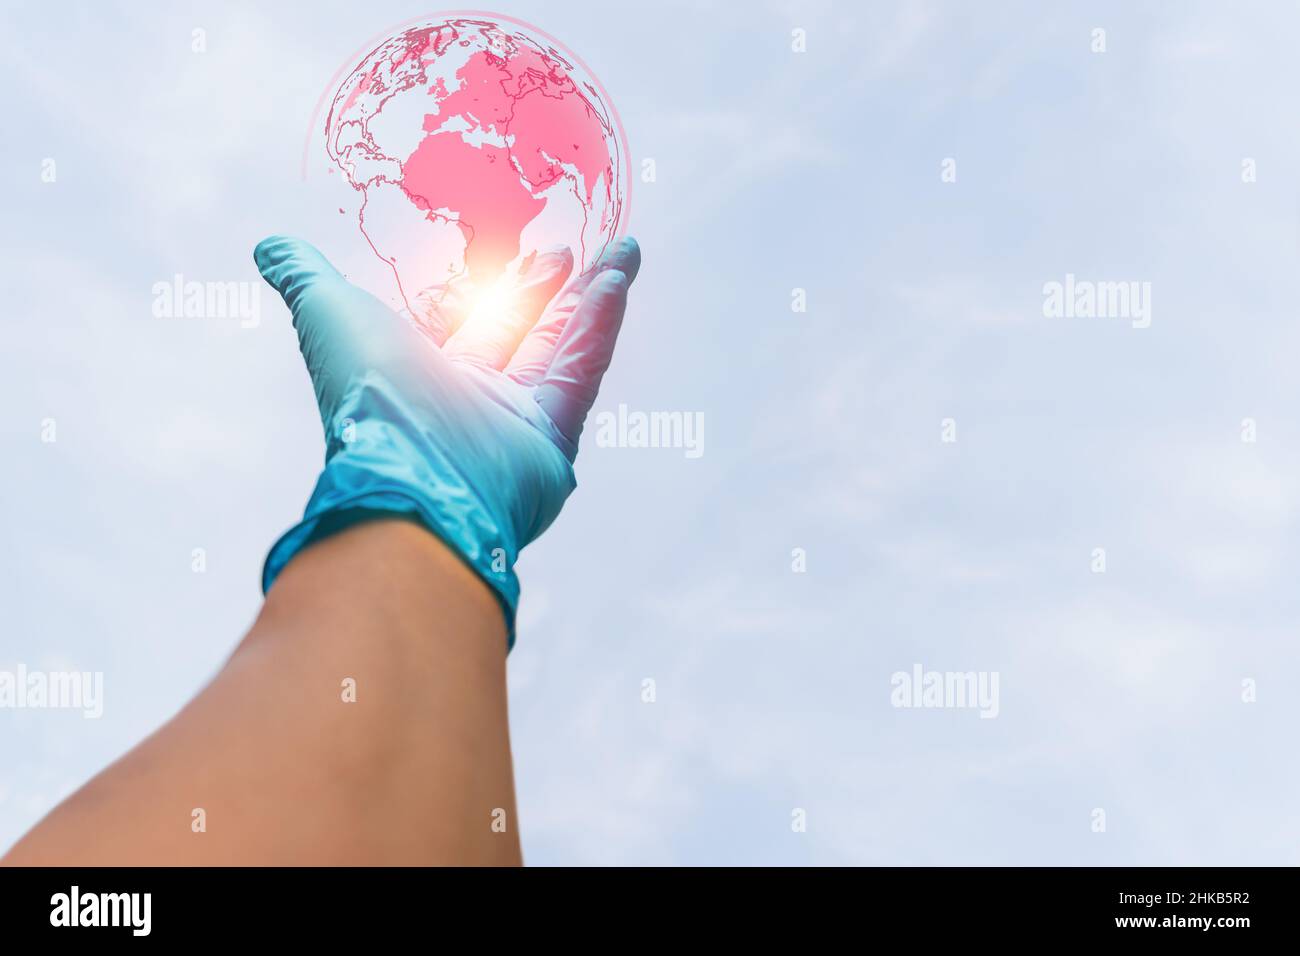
[3,231,640,866]
[1,519,521,866]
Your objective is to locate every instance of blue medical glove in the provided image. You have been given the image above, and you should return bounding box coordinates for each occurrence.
[254,235,642,647]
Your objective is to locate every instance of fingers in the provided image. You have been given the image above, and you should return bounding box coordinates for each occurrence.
[534,269,630,447]
[507,236,641,385]
[443,247,574,369]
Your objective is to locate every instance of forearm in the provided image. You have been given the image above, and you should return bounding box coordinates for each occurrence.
[4,227,638,866]
[2,520,521,866]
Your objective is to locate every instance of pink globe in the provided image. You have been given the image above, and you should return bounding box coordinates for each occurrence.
[320,15,629,311]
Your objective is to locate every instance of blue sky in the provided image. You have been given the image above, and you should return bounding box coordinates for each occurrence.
[3,0,1299,864]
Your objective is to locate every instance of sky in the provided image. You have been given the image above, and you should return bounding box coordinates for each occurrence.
[3,0,1299,864]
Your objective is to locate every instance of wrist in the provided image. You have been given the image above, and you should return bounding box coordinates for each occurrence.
[252,517,506,657]
[262,453,522,646]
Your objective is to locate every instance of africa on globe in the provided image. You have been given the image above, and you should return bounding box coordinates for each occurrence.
[315,15,629,314]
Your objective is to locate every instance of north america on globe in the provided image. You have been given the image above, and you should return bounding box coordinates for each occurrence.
[320,15,629,312]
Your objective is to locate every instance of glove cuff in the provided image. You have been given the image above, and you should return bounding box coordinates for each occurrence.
[262,445,521,649]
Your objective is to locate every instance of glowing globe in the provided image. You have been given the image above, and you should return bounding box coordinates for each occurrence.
[319,15,629,312]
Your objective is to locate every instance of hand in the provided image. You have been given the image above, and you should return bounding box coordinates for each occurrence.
[254,235,642,646]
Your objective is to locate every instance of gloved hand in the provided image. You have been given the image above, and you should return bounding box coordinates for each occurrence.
[254,235,642,647]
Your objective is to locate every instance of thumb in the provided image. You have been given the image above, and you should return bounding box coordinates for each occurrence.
[254,235,374,423]
[253,235,346,320]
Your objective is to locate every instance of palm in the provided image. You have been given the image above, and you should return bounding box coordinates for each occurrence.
[257,235,640,548]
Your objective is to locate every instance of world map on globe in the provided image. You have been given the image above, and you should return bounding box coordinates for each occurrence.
[320,15,629,311]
